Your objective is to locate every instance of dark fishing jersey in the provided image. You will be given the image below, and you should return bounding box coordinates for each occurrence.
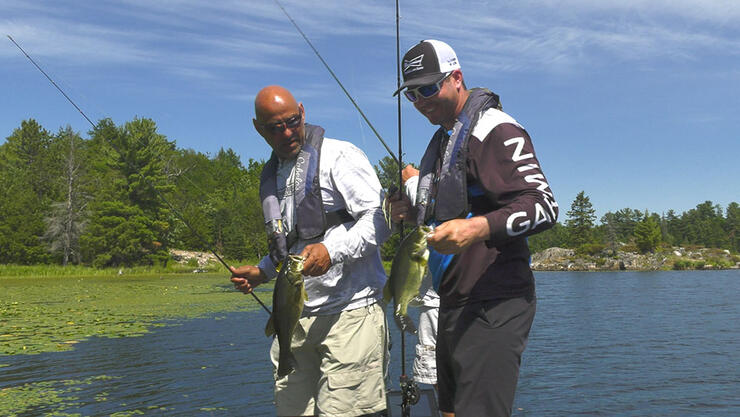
[430,104,558,307]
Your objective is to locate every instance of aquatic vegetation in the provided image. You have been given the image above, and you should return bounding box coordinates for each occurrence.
[0,273,271,356]
[0,375,117,417]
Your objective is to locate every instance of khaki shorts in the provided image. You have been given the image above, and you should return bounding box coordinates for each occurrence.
[271,302,388,417]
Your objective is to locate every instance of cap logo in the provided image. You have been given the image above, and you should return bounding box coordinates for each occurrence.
[403,54,424,74]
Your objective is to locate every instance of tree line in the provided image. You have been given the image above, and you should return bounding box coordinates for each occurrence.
[372,156,739,258]
[1,120,737,267]
[527,191,740,255]
[1,118,266,267]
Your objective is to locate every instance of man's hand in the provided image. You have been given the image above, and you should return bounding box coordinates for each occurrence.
[383,164,420,225]
[300,243,332,276]
[401,164,419,183]
[427,216,490,254]
[386,191,415,224]
[230,265,267,294]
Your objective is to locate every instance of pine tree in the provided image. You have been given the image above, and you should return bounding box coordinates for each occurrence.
[634,211,662,253]
[374,155,404,190]
[0,120,56,264]
[80,118,174,266]
[565,191,596,247]
[726,202,740,253]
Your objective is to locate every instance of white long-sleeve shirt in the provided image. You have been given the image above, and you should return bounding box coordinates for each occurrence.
[258,138,390,315]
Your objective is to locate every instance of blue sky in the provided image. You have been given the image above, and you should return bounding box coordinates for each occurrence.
[2,0,739,221]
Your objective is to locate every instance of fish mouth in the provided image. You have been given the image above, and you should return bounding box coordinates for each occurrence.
[286,254,305,273]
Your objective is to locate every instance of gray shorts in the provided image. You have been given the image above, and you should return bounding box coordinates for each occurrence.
[437,295,536,416]
[412,305,438,385]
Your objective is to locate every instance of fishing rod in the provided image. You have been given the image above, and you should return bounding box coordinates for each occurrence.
[7,34,272,316]
[272,0,399,166]
[393,1,420,415]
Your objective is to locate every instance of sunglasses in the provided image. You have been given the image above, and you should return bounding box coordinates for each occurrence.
[403,72,452,103]
[260,108,303,134]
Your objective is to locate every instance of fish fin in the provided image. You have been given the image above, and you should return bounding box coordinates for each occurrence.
[418,270,433,295]
[382,281,393,304]
[265,314,275,337]
[408,295,424,307]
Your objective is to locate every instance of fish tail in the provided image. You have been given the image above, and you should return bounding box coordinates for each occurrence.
[277,351,298,378]
[395,313,418,335]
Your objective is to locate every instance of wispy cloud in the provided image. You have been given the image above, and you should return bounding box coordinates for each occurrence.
[4,0,738,89]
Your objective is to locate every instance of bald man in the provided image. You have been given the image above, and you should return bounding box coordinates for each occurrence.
[231,86,391,417]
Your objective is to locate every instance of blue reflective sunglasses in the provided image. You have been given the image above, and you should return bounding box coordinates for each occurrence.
[403,72,452,103]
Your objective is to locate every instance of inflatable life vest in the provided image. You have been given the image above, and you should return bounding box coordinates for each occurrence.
[259,124,352,266]
[415,88,501,225]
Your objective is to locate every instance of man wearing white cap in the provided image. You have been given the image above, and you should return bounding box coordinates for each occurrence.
[387,40,559,417]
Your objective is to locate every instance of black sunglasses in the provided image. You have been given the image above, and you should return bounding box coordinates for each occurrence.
[260,108,303,134]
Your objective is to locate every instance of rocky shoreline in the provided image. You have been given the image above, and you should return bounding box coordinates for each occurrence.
[531,247,740,271]
[168,248,740,273]
[169,249,220,271]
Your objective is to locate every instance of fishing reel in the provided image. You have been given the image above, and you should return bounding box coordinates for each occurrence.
[400,374,420,406]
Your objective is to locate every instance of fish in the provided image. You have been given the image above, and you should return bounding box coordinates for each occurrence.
[383,225,433,334]
[265,254,307,378]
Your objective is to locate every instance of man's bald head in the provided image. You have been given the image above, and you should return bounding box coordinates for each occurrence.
[253,85,306,160]
[254,85,298,122]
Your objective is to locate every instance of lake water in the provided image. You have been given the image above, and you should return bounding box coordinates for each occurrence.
[1,270,738,416]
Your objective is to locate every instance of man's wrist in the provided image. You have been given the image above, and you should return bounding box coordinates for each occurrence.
[471,216,491,242]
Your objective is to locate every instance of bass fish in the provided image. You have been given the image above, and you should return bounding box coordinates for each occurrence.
[383,225,433,334]
[265,254,307,378]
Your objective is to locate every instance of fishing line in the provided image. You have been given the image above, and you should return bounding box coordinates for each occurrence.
[271,0,399,166]
[7,34,272,316]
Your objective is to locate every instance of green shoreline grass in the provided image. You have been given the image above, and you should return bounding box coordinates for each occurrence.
[0,263,225,278]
